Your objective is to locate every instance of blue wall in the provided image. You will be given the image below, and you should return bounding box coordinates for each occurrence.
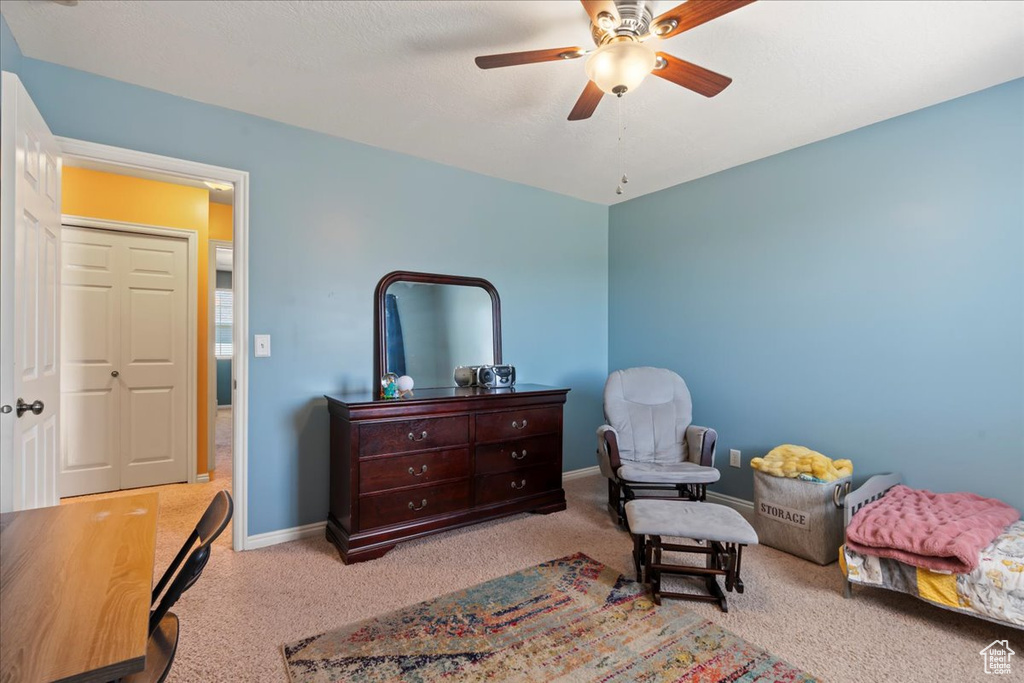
[1,19,609,535]
[217,359,232,407]
[609,79,1024,510]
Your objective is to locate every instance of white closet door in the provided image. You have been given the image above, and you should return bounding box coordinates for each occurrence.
[60,227,188,496]
[118,231,188,489]
[60,227,120,496]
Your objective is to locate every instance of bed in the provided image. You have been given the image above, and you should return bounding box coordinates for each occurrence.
[840,473,1024,630]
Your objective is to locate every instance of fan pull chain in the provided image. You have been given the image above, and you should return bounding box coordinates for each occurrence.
[616,96,628,196]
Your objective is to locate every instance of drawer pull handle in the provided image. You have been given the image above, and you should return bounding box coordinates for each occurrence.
[408,499,428,511]
[511,479,527,490]
[511,420,528,430]
[511,450,527,460]
[408,431,428,441]
[408,465,428,476]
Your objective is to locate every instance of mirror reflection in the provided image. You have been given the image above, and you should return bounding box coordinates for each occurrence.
[384,281,494,388]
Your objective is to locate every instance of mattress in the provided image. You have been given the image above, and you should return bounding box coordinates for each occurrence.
[842,520,1024,629]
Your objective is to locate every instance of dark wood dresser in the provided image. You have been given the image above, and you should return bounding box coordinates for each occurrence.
[325,384,569,563]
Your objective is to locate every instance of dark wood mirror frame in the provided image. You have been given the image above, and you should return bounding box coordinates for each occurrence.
[372,270,502,388]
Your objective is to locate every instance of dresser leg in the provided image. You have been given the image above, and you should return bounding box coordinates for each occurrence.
[340,543,397,565]
[528,501,567,515]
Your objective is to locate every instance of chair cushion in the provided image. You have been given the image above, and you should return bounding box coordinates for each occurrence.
[604,367,692,465]
[618,461,721,485]
[625,500,759,545]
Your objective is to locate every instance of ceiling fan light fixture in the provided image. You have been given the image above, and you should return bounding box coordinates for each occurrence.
[585,39,657,96]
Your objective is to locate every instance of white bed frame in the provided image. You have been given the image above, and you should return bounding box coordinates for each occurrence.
[842,472,903,598]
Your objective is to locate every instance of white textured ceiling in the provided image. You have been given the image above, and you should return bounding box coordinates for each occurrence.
[4,1,1023,205]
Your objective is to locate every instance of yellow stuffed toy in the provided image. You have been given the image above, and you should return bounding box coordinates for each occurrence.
[750,444,853,482]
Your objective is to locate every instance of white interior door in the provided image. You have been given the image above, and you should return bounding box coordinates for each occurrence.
[60,227,121,496]
[60,227,188,496]
[0,72,62,513]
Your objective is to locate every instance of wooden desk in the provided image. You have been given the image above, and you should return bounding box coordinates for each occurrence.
[0,493,158,683]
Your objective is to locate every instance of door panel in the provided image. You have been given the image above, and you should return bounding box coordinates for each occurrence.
[1,73,62,512]
[60,227,188,495]
[125,387,175,465]
[62,390,117,470]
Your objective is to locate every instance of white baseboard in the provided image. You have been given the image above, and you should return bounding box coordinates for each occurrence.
[195,473,210,483]
[245,520,325,550]
[563,465,600,482]
[706,490,755,521]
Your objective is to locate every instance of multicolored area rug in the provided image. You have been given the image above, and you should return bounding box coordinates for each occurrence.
[283,553,816,682]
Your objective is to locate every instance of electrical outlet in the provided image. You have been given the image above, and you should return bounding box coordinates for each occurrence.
[729,449,741,468]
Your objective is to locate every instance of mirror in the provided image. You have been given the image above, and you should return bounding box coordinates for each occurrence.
[373,271,501,390]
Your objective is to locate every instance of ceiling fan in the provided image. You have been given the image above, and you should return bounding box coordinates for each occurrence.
[476,0,755,121]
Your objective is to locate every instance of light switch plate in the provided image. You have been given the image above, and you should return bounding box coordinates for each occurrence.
[729,449,741,468]
[254,334,271,358]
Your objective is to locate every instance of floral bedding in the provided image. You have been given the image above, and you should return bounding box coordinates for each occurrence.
[842,520,1024,629]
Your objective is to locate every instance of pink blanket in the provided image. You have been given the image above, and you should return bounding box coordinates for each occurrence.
[846,485,1019,574]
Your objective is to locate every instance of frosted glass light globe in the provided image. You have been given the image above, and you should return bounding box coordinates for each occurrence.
[585,40,657,95]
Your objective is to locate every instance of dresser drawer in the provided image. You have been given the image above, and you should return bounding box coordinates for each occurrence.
[475,465,561,507]
[360,415,469,456]
[359,480,471,529]
[475,435,560,475]
[475,407,561,443]
[359,448,470,494]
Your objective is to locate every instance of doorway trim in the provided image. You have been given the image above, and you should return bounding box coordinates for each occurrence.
[62,216,199,486]
[207,238,232,481]
[57,136,251,551]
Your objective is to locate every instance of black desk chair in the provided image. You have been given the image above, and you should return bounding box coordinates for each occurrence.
[123,490,233,683]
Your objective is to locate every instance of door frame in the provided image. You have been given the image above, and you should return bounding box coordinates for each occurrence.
[57,137,251,551]
[207,238,232,477]
[61,217,198,487]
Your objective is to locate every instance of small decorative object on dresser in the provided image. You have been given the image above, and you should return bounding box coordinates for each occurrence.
[379,372,398,399]
[325,271,569,564]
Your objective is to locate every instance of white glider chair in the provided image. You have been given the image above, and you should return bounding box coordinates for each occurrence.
[597,367,720,525]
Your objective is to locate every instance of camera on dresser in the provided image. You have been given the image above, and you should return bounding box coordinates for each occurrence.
[324,271,568,564]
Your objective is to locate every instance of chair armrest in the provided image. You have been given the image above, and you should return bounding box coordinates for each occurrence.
[596,425,622,479]
[685,425,718,469]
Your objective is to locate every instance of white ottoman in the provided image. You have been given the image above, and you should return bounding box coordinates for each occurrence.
[625,499,758,612]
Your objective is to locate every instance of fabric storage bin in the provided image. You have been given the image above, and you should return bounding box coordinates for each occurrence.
[752,470,851,565]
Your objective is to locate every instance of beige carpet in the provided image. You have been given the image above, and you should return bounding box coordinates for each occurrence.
[66,422,1020,682]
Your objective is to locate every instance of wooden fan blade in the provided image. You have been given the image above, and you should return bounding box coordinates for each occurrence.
[581,0,621,29]
[653,53,733,97]
[652,0,756,40]
[568,81,604,121]
[475,47,584,69]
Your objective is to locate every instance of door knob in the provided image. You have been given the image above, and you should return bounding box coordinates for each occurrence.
[15,398,44,417]
[111,370,119,378]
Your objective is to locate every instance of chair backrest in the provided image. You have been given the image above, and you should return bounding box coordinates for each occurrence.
[603,367,692,465]
[149,490,233,634]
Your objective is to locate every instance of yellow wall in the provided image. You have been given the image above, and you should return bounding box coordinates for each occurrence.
[62,167,215,475]
[209,202,233,242]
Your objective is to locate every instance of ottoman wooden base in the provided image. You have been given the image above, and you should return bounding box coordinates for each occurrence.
[632,534,746,612]
[625,500,758,613]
